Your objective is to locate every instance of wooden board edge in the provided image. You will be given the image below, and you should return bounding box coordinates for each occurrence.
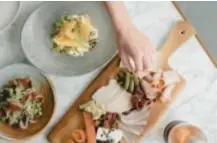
[172,1,217,67]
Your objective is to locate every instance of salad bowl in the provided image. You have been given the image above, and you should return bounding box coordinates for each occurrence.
[0,64,56,141]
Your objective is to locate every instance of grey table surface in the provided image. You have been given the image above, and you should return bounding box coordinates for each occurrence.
[0,1,217,143]
[176,1,217,64]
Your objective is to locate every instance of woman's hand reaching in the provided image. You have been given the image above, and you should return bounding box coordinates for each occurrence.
[105,2,156,72]
[117,24,156,72]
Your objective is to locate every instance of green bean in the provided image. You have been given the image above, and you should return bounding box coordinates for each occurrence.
[124,73,130,90]
[129,77,135,93]
[134,75,140,87]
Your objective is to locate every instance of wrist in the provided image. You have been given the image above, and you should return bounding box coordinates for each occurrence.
[115,19,134,35]
[104,2,133,34]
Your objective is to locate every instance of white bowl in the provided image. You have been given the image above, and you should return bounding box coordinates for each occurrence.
[21,2,117,76]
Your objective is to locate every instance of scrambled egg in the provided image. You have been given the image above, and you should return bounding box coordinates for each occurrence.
[51,14,98,56]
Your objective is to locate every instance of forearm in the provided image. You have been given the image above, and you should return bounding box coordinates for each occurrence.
[104,1,132,33]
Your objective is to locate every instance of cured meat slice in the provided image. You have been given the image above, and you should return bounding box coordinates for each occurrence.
[140,80,158,100]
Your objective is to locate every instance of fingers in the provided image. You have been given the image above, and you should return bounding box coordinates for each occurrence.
[136,70,149,78]
[118,40,134,71]
[133,54,143,72]
[142,45,157,69]
[121,53,133,71]
[123,54,153,72]
[143,56,151,70]
[150,47,158,69]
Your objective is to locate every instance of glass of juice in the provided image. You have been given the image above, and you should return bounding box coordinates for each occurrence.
[164,120,207,143]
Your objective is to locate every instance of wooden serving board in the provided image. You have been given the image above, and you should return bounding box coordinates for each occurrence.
[48,20,195,143]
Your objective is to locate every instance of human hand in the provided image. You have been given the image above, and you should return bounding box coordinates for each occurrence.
[117,24,156,72]
[104,1,156,72]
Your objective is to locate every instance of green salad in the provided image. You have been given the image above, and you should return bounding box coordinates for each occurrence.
[0,77,43,129]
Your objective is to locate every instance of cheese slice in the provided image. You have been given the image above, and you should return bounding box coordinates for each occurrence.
[92,80,121,104]
[93,79,132,113]
[105,89,132,113]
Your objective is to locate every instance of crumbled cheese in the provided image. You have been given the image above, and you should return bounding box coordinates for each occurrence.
[79,100,105,120]
[96,127,123,143]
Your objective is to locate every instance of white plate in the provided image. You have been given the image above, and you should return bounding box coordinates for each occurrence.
[21,2,117,76]
[0,64,49,90]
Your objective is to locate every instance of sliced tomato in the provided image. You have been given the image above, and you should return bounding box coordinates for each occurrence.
[17,78,32,88]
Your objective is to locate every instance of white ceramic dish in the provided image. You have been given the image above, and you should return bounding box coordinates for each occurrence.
[21,2,117,76]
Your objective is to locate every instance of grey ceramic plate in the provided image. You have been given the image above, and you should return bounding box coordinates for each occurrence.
[21,2,117,76]
[0,64,55,141]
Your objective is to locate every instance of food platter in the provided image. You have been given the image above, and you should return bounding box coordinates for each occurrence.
[0,1,216,143]
[48,21,196,143]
